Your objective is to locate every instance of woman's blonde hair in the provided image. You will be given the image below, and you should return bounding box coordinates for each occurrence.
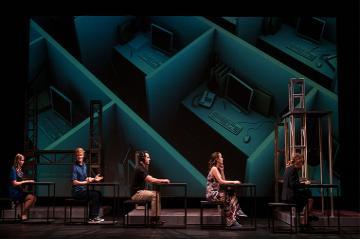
[13,153,25,169]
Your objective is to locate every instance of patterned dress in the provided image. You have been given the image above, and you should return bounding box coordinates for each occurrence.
[206,169,244,226]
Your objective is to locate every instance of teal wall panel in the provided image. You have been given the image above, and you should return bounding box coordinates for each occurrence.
[74,16,133,78]
[113,100,206,197]
[28,38,47,83]
[151,16,212,50]
[146,29,215,131]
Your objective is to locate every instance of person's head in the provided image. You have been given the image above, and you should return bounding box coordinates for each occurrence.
[14,153,25,169]
[138,151,150,166]
[208,152,223,170]
[75,147,85,164]
[289,153,304,169]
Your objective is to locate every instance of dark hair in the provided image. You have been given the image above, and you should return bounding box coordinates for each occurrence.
[137,150,149,163]
[208,152,221,171]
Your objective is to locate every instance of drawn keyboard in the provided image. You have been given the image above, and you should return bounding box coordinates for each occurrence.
[138,54,160,68]
[208,111,242,135]
[286,44,316,61]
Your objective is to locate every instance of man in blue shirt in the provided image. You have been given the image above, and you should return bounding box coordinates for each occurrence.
[72,147,104,223]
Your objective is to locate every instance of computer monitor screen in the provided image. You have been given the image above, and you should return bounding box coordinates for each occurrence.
[225,73,254,113]
[151,23,174,55]
[49,86,72,125]
[296,17,326,43]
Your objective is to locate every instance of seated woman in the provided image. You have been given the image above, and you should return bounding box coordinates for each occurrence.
[9,153,37,220]
[206,152,247,229]
[282,153,318,225]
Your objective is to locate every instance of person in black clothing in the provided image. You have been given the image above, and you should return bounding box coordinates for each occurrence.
[72,147,104,223]
[282,153,318,225]
[130,151,170,224]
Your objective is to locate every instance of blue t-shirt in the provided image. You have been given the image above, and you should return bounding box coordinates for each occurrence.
[72,163,87,192]
[9,166,23,199]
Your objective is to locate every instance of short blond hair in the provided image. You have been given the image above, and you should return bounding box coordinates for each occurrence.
[75,147,85,154]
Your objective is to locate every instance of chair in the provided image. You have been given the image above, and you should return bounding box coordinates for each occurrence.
[268,202,297,233]
[64,198,88,224]
[200,200,225,228]
[0,198,22,223]
[123,199,150,227]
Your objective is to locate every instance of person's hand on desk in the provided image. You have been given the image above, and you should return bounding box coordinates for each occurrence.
[94,174,104,182]
[160,179,170,184]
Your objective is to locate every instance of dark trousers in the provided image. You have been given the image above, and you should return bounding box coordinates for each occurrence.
[72,190,102,218]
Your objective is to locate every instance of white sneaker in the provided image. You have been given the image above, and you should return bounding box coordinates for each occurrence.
[238,208,248,217]
[93,216,104,222]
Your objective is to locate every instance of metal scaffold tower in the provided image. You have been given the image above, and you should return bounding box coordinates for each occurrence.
[89,100,103,177]
[274,78,334,215]
[23,86,38,179]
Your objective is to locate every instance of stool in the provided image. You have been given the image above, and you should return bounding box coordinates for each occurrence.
[200,200,225,228]
[64,198,88,224]
[268,202,297,233]
[0,198,21,223]
[123,199,150,227]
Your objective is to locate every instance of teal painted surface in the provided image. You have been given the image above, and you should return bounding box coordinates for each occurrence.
[151,16,212,50]
[313,90,339,139]
[29,26,42,43]
[114,101,206,197]
[146,28,215,131]
[245,131,276,196]
[213,28,316,115]
[236,17,263,45]
[74,16,133,77]
[28,37,47,82]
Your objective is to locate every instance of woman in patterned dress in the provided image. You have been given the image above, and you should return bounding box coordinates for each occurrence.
[206,152,247,228]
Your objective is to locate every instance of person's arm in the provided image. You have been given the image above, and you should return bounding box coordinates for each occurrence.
[11,179,35,187]
[145,175,170,184]
[288,167,301,189]
[211,167,240,185]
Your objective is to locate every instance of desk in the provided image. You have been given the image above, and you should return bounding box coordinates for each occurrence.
[258,24,337,90]
[296,184,340,233]
[112,33,170,120]
[153,182,187,228]
[182,83,275,157]
[87,182,120,224]
[27,182,56,223]
[220,183,256,230]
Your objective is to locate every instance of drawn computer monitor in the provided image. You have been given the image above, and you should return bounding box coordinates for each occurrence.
[225,73,254,113]
[49,86,72,125]
[151,23,174,55]
[296,17,326,43]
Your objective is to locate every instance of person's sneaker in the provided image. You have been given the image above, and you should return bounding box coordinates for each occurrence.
[93,216,104,222]
[88,218,96,223]
[238,208,248,217]
[228,221,242,229]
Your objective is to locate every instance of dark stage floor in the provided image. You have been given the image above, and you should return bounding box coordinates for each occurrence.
[0,218,359,239]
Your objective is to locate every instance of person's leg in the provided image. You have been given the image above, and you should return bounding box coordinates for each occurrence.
[22,194,36,219]
[87,190,101,219]
[131,190,159,217]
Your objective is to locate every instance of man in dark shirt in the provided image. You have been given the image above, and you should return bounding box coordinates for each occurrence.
[130,151,170,224]
[282,153,317,225]
[72,147,104,223]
